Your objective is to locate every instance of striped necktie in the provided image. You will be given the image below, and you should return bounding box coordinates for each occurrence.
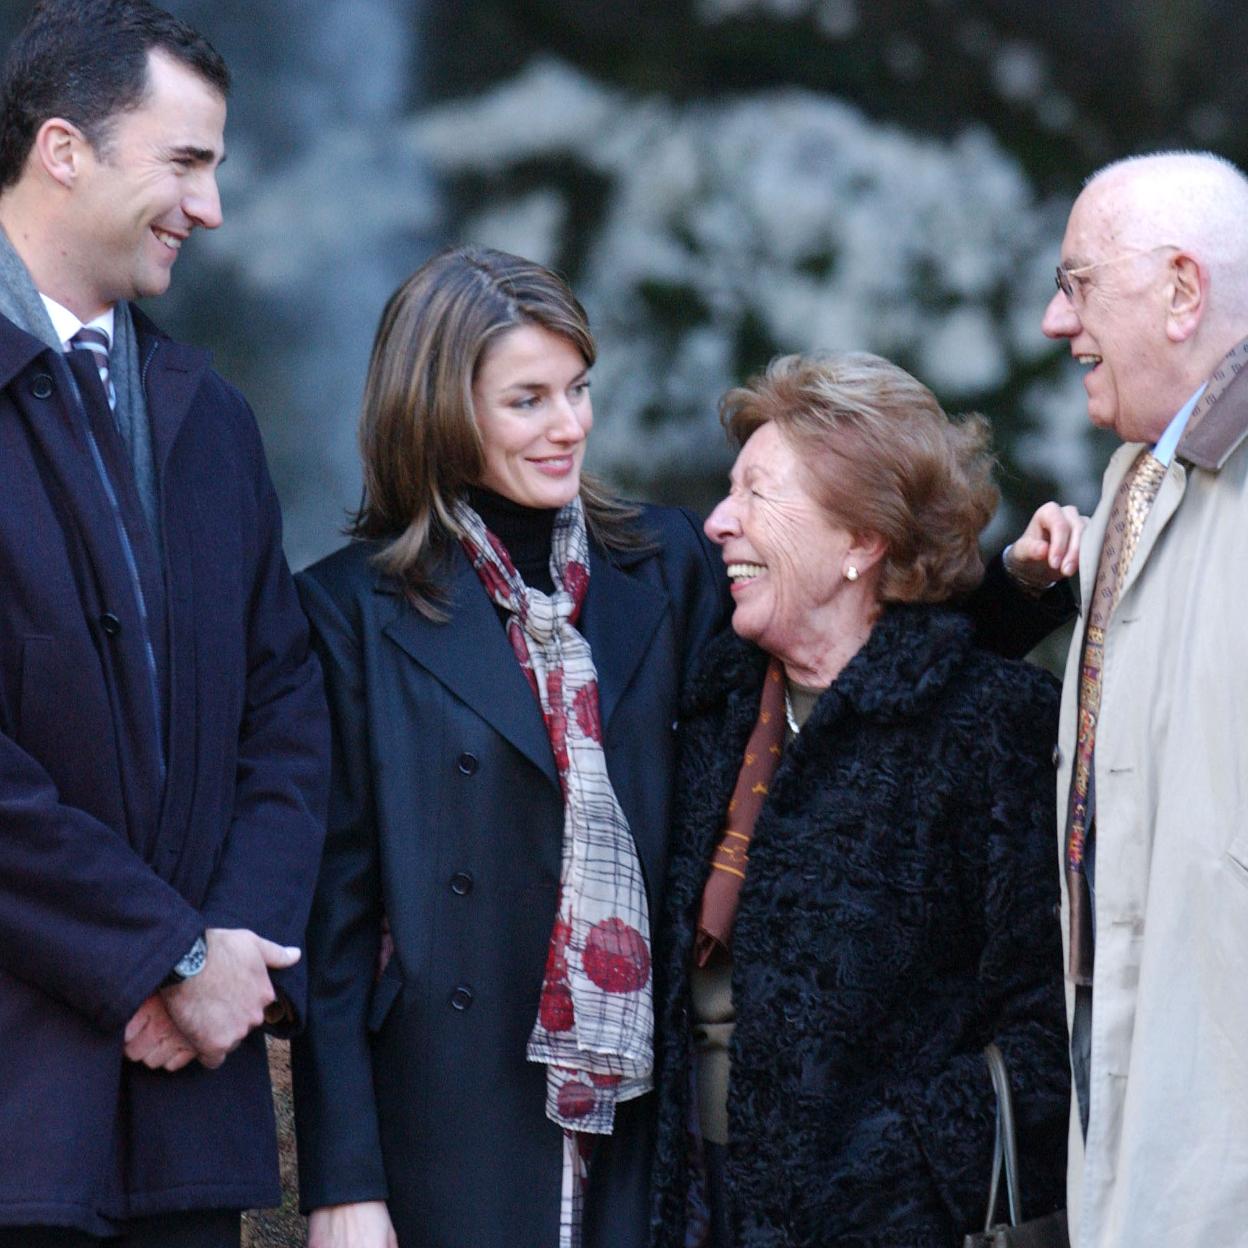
[69,326,115,411]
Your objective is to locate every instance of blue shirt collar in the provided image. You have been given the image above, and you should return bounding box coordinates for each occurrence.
[1153,382,1208,467]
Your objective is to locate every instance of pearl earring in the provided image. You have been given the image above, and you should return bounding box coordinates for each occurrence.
[844,565,859,582]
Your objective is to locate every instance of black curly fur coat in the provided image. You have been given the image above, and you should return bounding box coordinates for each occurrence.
[650,605,1069,1248]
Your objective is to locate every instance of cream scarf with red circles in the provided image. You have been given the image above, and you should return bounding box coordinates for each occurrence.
[454,495,654,1248]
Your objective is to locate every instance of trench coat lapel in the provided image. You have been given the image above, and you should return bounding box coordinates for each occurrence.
[381,551,560,786]
[580,545,669,737]
[1085,442,1190,619]
[1077,445,1133,613]
[1114,463,1186,612]
[1082,439,1194,625]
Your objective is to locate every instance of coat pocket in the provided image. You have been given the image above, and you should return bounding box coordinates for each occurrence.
[367,961,404,1034]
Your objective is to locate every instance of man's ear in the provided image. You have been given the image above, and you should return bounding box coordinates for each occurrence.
[1165,252,1205,343]
[32,117,89,189]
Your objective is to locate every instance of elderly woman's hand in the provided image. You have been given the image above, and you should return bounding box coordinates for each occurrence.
[1005,501,1088,587]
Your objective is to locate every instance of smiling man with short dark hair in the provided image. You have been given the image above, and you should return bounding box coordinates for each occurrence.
[0,3,328,1245]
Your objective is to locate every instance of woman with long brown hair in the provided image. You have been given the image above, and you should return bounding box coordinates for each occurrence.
[290,246,727,1248]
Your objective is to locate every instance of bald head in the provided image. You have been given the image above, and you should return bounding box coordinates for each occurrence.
[1042,151,1248,443]
[1084,152,1248,328]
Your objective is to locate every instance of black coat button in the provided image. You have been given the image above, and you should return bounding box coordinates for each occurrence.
[1052,745,1062,768]
[457,752,479,776]
[31,374,53,399]
[99,612,122,637]
[450,871,473,896]
[450,985,474,1011]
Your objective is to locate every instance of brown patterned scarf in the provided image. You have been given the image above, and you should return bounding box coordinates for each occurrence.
[695,658,785,967]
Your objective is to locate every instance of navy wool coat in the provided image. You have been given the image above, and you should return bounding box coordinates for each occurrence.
[651,606,1070,1248]
[0,310,329,1234]
[291,507,726,1248]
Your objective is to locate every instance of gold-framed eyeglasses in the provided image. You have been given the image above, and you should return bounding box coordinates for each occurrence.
[1054,245,1180,302]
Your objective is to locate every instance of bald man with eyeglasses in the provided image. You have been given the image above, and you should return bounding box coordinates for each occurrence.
[1040,150,1248,1248]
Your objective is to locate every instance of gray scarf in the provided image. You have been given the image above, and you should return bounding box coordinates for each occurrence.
[0,223,161,549]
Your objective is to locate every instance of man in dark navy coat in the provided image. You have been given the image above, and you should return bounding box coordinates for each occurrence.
[0,3,328,1245]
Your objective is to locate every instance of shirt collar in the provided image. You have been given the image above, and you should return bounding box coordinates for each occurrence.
[1153,381,1208,467]
[38,293,115,352]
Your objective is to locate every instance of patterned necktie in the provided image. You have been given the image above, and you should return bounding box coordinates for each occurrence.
[1064,449,1166,985]
[69,326,115,411]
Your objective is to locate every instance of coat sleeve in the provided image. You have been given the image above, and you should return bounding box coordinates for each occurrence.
[289,569,392,1210]
[198,399,330,1025]
[0,730,205,1032]
[897,663,1069,1226]
[958,551,1076,659]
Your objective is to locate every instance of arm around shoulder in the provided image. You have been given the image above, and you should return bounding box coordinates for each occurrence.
[959,550,1076,659]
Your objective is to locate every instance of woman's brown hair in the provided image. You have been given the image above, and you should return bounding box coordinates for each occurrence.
[352,246,646,615]
[720,352,999,603]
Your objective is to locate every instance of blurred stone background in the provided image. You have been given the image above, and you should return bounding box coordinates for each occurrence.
[2,0,1243,1242]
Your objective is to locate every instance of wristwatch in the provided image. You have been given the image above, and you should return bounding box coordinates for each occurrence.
[161,934,208,988]
[1002,542,1058,596]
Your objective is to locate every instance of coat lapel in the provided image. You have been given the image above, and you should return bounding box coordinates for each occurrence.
[1079,442,1137,612]
[579,545,669,736]
[381,551,559,786]
[380,540,670,785]
[1175,343,1248,470]
[133,308,210,478]
[1118,346,1248,604]
[1115,462,1186,611]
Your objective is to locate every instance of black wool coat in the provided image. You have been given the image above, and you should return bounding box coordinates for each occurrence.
[0,310,329,1233]
[291,506,726,1248]
[651,606,1069,1248]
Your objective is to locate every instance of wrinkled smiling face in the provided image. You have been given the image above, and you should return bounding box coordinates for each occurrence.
[472,323,592,510]
[704,421,856,662]
[67,50,225,317]
[1040,181,1177,444]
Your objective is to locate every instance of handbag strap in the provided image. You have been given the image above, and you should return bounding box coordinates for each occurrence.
[983,1042,1024,1230]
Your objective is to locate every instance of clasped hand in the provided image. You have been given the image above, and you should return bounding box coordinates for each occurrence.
[123,927,300,1072]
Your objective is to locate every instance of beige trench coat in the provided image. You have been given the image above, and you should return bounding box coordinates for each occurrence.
[1057,364,1248,1248]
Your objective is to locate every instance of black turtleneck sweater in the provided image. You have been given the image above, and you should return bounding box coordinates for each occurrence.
[464,486,557,595]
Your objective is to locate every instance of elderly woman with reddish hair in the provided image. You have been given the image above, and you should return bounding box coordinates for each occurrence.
[651,352,1069,1248]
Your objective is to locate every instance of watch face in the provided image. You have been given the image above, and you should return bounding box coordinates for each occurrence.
[176,935,208,979]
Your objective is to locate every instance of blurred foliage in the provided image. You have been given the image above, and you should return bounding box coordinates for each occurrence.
[423,0,1248,189]
[3,0,1243,554]
[412,0,1243,528]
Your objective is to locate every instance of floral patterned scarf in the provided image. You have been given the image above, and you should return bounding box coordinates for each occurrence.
[454,495,654,1248]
